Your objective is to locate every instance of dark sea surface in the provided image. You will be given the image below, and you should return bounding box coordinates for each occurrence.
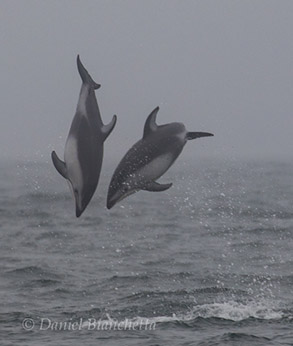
[1,158,293,346]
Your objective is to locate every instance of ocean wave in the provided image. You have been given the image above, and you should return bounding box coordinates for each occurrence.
[96,300,289,325]
[124,286,245,301]
[187,300,285,321]
[5,266,62,281]
[197,332,273,345]
[80,299,289,333]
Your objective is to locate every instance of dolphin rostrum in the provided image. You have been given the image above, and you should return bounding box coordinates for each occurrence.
[52,55,117,217]
[107,106,213,209]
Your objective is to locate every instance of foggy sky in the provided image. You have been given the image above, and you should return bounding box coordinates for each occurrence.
[1,0,293,162]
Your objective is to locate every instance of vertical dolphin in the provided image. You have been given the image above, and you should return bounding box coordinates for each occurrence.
[107,107,213,209]
[51,55,117,217]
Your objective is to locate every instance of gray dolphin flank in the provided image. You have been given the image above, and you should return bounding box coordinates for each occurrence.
[52,55,117,217]
[107,106,213,209]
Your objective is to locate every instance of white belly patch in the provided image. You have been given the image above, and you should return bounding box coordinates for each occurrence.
[77,85,88,116]
[65,136,83,190]
[137,153,174,181]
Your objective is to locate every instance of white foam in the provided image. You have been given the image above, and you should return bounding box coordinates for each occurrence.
[81,300,286,329]
[142,301,285,323]
[189,300,285,321]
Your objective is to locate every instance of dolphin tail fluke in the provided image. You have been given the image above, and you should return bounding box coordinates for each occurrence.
[51,151,68,179]
[77,55,101,90]
[101,115,117,141]
[186,132,214,140]
[143,181,173,192]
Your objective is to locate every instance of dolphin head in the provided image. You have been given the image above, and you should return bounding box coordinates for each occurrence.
[75,189,97,217]
[75,189,85,217]
[71,186,84,218]
[107,181,137,209]
[68,182,94,217]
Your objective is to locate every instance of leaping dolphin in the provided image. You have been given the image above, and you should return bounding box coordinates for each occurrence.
[107,106,213,209]
[52,55,117,217]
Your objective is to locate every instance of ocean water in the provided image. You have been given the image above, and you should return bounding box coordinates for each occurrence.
[1,158,293,346]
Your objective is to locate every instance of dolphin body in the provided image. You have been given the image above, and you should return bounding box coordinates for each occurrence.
[107,107,213,209]
[52,55,117,217]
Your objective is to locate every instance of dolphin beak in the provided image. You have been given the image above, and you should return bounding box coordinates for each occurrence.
[75,205,83,217]
[107,187,138,210]
[186,132,214,140]
[106,198,115,210]
[197,132,214,138]
[74,191,85,217]
[107,190,125,210]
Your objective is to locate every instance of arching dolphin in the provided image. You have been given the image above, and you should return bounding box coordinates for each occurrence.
[51,55,117,217]
[107,106,213,209]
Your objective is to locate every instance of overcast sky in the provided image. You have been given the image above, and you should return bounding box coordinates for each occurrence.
[1,0,292,162]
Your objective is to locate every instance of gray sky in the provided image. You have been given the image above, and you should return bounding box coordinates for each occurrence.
[1,0,292,162]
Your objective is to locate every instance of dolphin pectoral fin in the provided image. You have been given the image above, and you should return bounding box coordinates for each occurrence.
[51,151,68,179]
[77,55,100,89]
[186,132,214,140]
[102,115,117,141]
[143,106,159,138]
[143,181,173,192]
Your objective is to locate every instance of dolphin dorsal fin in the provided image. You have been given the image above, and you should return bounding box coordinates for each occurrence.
[143,106,159,139]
